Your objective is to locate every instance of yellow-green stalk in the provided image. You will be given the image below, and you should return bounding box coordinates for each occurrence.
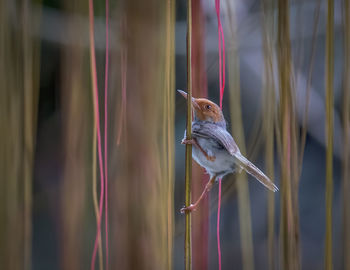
[342,1,350,269]
[185,0,193,269]
[325,0,334,269]
[261,0,276,268]
[225,1,254,269]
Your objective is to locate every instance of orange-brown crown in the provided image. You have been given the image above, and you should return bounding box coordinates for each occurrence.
[177,90,224,123]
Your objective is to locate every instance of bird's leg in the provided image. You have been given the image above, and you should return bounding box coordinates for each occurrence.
[180,175,216,213]
[181,137,216,161]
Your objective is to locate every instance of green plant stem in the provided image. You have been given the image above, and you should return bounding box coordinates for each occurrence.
[325,0,334,269]
[261,0,276,268]
[277,0,301,269]
[164,1,175,269]
[225,1,254,268]
[185,0,192,269]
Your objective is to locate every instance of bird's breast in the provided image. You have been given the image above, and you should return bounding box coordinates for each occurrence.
[192,136,235,176]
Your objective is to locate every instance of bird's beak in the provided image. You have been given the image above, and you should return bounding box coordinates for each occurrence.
[177,89,200,110]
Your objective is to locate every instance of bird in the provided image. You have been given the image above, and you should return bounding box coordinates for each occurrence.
[178,90,278,213]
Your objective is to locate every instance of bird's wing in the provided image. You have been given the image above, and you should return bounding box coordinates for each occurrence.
[192,122,239,155]
[192,122,278,192]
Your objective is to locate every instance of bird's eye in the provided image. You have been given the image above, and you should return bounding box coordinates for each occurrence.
[205,104,212,110]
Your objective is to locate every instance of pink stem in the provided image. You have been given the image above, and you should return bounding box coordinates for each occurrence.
[217,178,222,270]
[89,0,105,269]
[104,0,109,268]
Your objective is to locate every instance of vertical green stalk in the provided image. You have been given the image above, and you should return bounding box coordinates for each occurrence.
[325,0,334,269]
[0,1,40,269]
[112,0,172,268]
[22,0,41,269]
[61,2,89,270]
[185,0,192,269]
[164,1,175,269]
[228,66,254,270]
[226,1,254,269]
[22,1,32,267]
[342,1,350,269]
[261,0,276,268]
[277,0,301,269]
[278,2,290,269]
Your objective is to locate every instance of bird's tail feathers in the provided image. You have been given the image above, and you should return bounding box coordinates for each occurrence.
[234,153,278,192]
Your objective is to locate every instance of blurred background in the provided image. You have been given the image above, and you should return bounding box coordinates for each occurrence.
[0,0,349,270]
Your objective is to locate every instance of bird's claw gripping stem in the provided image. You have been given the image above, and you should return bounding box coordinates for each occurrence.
[181,138,216,162]
[180,175,216,214]
[180,204,196,214]
[181,138,195,145]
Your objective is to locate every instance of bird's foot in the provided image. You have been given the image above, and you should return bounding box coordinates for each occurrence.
[181,138,194,145]
[181,138,216,161]
[180,204,196,214]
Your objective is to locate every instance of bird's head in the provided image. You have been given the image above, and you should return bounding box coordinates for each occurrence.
[177,90,225,124]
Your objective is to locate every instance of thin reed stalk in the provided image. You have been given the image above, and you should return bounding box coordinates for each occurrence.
[261,0,276,268]
[277,0,301,269]
[159,0,176,268]
[109,0,175,269]
[104,0,110,268]
[60,2,89,269]
[185,0,193,269]
[165,2,175,270]
[225,1,254,269]
[342,1,350,269]
[22,1,41,269]
[165,0,175,270]
[0,1,40,269]
[325,0,334,269]
[228,62,254,270]
[110,12,128,268]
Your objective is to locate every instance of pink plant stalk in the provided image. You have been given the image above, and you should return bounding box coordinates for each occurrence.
[217,179,222,270]
[89,0,105,269]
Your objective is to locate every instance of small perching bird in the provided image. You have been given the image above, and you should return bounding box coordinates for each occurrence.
[178,90,278,213]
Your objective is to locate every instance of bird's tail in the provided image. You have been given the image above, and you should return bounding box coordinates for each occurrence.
[234,153,278,192]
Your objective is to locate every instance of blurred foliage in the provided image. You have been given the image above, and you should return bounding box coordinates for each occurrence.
[0,1,41,269]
